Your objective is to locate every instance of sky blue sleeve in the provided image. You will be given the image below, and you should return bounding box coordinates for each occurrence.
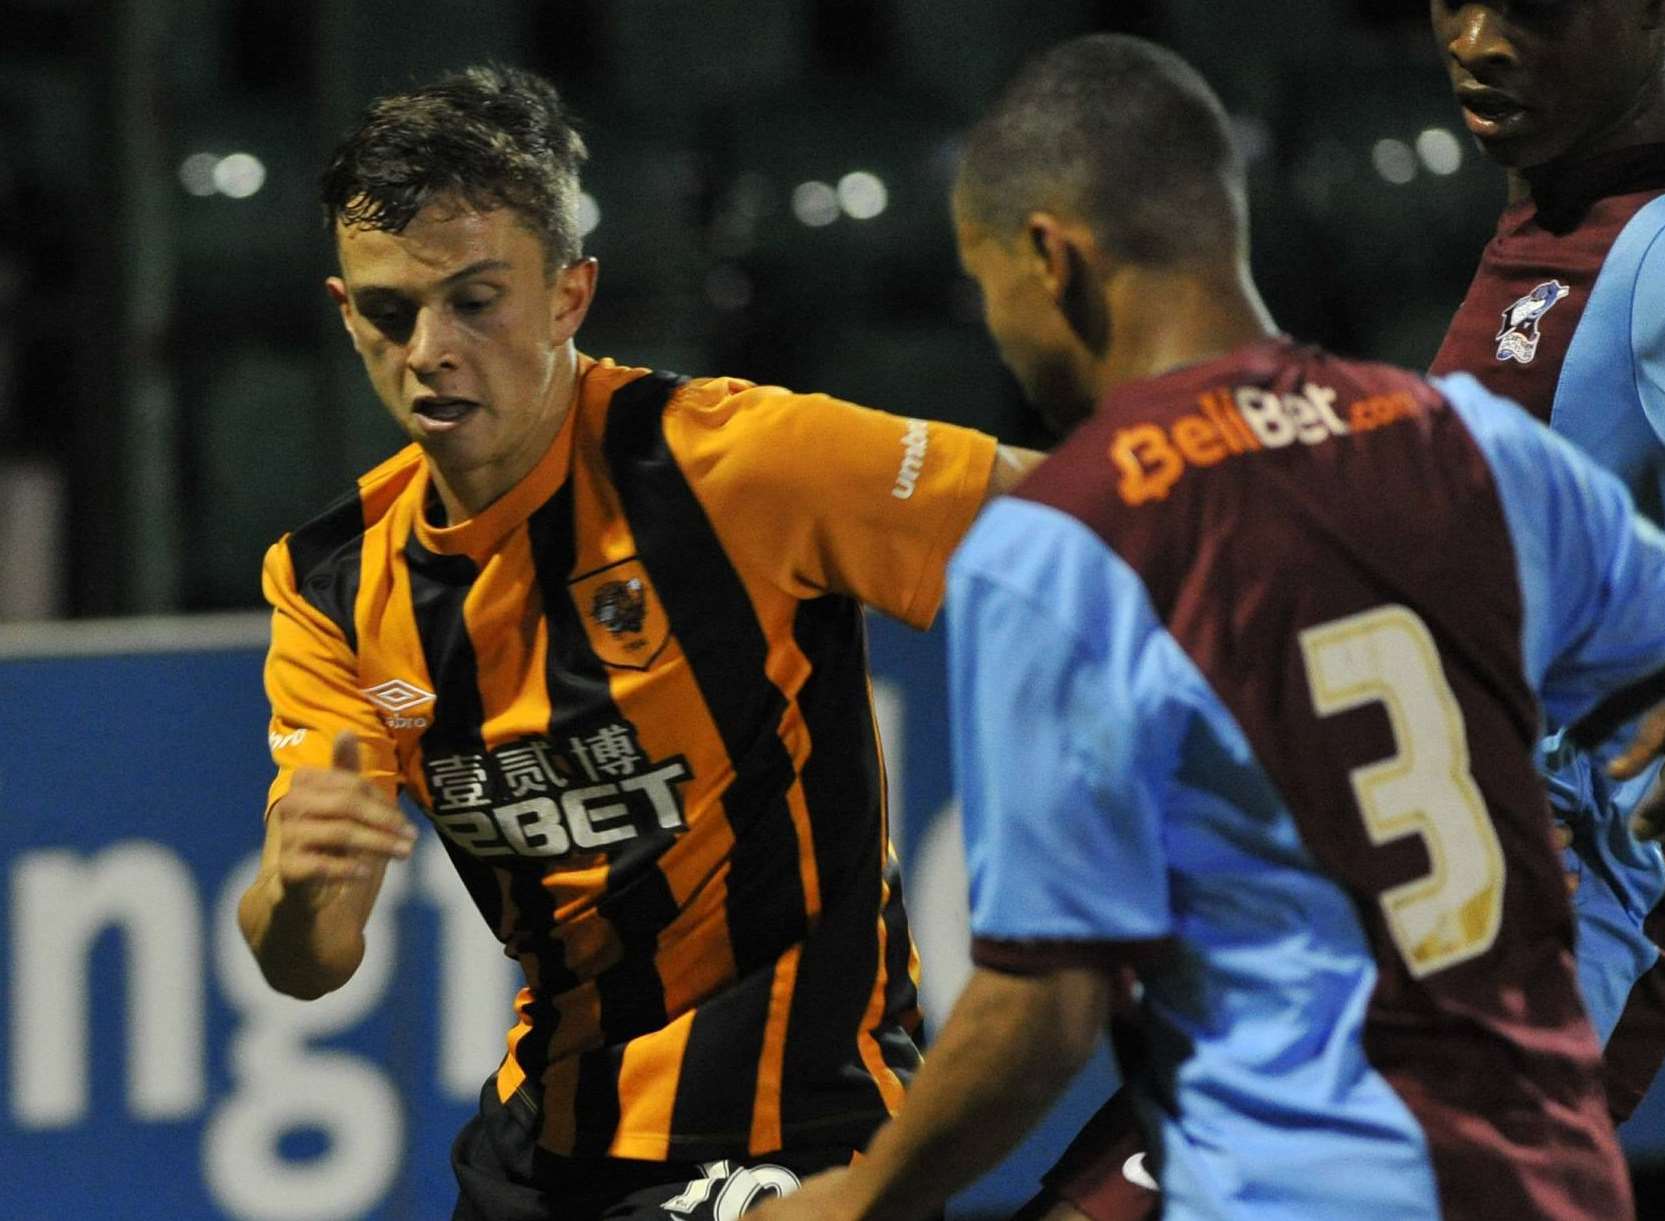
[1631,209,1665,448]
[1437,372,1665,728]
[947,497,1173,946]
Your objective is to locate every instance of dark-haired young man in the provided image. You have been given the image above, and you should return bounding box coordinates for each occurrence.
[1426,0,1665,1125]
[758,32,1665,1221]
[235,64,1037,1220]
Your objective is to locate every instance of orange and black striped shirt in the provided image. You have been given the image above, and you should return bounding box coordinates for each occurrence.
[261,356,997,1161]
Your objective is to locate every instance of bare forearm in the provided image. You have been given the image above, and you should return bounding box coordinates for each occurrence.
[239,744,409,999]
[844,967,1108,1221]
[237,868,370,999]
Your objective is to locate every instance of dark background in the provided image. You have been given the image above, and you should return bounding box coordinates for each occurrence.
[5,0,1665,1208]
[0,0,1500,620]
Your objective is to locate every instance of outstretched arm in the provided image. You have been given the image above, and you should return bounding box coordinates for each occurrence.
[238,730,417,999]
[755,965,1110,1221]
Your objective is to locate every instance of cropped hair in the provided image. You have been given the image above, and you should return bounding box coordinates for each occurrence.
[321,64,588,268]
[958,34,1245,265]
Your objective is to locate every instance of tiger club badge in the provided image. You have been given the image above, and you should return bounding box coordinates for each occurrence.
[569,558,669,670]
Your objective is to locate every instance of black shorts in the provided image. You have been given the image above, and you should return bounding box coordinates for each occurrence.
[451,1075,858,1220]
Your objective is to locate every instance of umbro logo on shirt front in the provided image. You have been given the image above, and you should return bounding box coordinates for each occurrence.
[360,678,435,729]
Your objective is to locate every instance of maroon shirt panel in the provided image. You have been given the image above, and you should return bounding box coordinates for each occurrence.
[1015,338,1626,1220]
[1428,188,1664,422]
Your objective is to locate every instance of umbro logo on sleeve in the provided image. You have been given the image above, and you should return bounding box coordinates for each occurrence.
[891,418,930,500]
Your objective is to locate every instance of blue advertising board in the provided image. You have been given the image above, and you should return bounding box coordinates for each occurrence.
[6,613,1662,1217]
[0,613,1113,1219]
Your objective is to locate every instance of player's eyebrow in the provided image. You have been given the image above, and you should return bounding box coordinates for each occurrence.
[351,259,514,299]
[439,258,512,285]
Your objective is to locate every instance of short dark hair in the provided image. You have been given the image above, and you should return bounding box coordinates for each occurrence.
[321,64,588,268]
[958,35,1244,265]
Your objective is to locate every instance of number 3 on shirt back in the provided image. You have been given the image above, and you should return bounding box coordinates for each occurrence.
[1300,605,1506,978]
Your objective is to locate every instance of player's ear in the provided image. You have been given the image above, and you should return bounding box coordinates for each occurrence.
[1028,214,1109,359]
[325,276,361,352]
[549,256,598,342]
[1025,213,1071,296]
[1061,242,1110,358]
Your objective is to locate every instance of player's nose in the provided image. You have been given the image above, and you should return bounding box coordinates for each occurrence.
[1444,5,1519,75]
[405,307,460,376]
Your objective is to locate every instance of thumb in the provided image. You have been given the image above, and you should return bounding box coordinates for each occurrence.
[331,729,363,774]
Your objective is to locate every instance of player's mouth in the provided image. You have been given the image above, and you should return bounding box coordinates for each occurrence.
[411,395,481,433]
[1455,83,1528,140]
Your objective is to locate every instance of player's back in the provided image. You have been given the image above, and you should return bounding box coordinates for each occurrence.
[1013,337,1628,1218]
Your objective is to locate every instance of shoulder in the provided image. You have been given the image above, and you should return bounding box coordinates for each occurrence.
[1292,345,1438,404]
[1432,371,1551,456]
[655,372,926,470]
[957,495,1087,570]
[279,447,421,577]
[954,498,1124,629]
[575,358,833,487]
[1612,194,1665,312]
[1601,187,1665,248]
[1018,344,1440,509]
[665,375,805,432]
[576,355,766,448]
[1589,191,1665,293]
[1432,370,1624,529]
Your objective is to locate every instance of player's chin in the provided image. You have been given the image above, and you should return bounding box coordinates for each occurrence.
[1471,130,1555,173]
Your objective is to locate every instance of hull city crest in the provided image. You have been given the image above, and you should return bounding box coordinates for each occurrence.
[569,557,669,670]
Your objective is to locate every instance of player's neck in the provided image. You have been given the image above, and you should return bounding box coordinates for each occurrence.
[1100,260,1278,389]
[1509,83,1665,206]
[428,359,580,525]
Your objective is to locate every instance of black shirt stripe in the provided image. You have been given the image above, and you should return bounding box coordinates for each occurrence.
[407,538,507,937]
[779,594,893,1131]
[286,488,366,652]
[527,476,677,1154]
[604,370,809,1144]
